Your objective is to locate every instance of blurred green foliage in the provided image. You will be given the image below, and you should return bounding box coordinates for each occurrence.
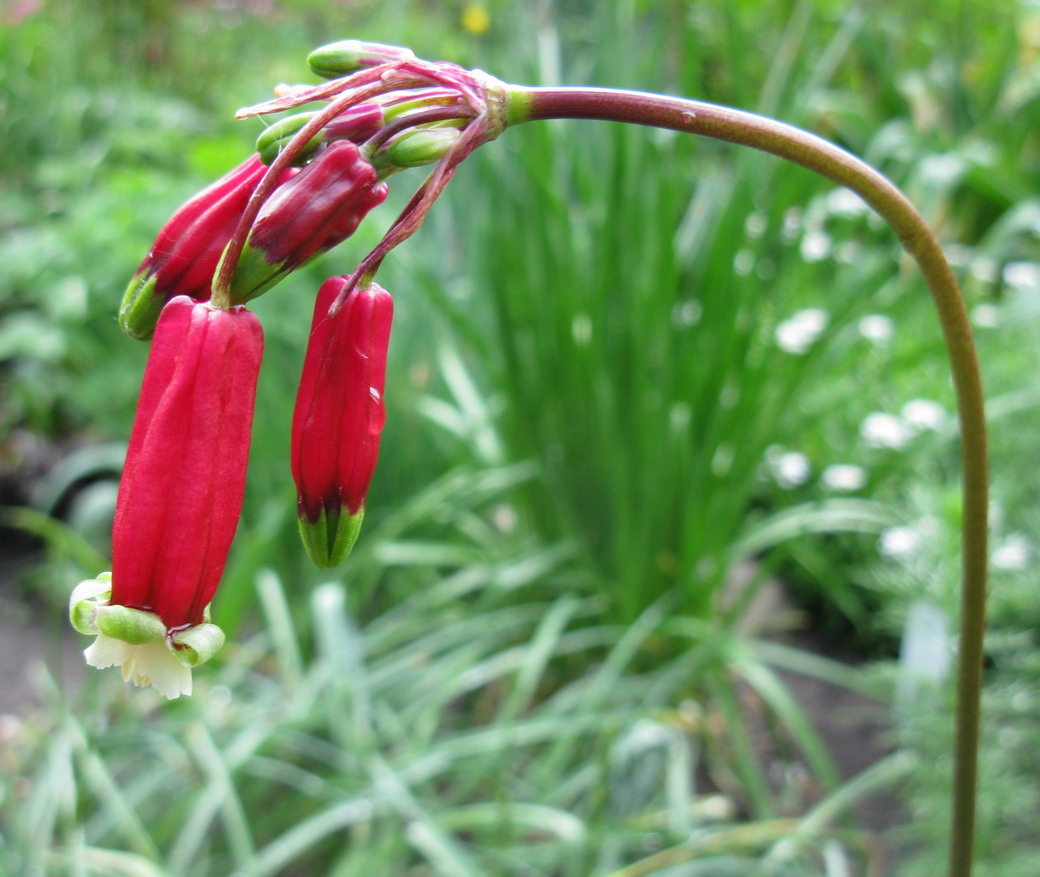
[1,0,1039,874]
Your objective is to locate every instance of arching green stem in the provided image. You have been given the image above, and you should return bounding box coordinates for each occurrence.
[515,86,987,877]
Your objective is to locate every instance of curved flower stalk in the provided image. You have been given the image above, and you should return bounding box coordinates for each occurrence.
[71,296,263,698]
[291,276,393,567]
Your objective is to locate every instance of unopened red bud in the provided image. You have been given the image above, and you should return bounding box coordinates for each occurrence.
[292,276,392,567]
[228,142,388,303]
[120,156,295,339]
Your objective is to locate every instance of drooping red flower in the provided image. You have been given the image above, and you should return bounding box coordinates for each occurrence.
[229,142,389,303]
[111,295,264,629]
[119,156,297,339]
[291,276,393,567]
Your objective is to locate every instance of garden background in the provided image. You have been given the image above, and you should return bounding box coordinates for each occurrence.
[1,0,1038,874]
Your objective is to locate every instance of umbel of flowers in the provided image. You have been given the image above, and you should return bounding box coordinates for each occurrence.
[66,36,989,877]
[71,41,512,698]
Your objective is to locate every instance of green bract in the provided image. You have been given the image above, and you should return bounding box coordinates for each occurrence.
[94,604,168,645]
[298,507,365,569]
[170,623,226,668]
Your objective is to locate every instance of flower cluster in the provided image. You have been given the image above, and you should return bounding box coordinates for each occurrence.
[71,41,510,697]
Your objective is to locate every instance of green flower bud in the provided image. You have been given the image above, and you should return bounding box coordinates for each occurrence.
[386,127,461,168]
[256,113,323,166]
[307,40,416,79]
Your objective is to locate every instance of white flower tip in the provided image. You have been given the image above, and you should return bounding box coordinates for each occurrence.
[84,635,192,699]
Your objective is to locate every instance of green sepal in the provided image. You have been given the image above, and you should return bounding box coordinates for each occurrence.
[94,604,167,645]
[69,572,112,635]
[70,601,99,635]
[298,506,365,569]
[119,272,163,341]
[219,240,282,305]
[170,623,226,668]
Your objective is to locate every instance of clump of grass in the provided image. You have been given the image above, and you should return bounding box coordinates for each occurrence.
[2,564,896,877]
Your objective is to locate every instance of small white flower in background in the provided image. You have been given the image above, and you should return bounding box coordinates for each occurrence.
[826,187,869,218]
[943,243,972,268]
[970,302,1000,328]
[879,525,923,559]
[491,503,517,534]
[733,248,754,276]
[775,451,811,489]
[861,411,914,449]
[992,534,1031,571]
[744,210,767,239]
[902,398,946,432]
[763,445,811,488]
[858,314,894,344]
[775,307,829,354]
[821,463,867,492]
[1002,261,1040,293]
[782,206,803,243]
[800,229,832,262]
[969,256,999,285]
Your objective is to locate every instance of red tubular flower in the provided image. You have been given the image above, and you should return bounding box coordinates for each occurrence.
[112,295,263,628]
[119,156,296,340]
[229,142,389,303]
[291,276,393,567]
[70,295,263,698]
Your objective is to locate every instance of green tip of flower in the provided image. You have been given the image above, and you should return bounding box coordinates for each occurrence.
[119,272,164,340]
[298,506,365,568]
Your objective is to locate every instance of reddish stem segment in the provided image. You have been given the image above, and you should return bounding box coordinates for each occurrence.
[519,86,987,877]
